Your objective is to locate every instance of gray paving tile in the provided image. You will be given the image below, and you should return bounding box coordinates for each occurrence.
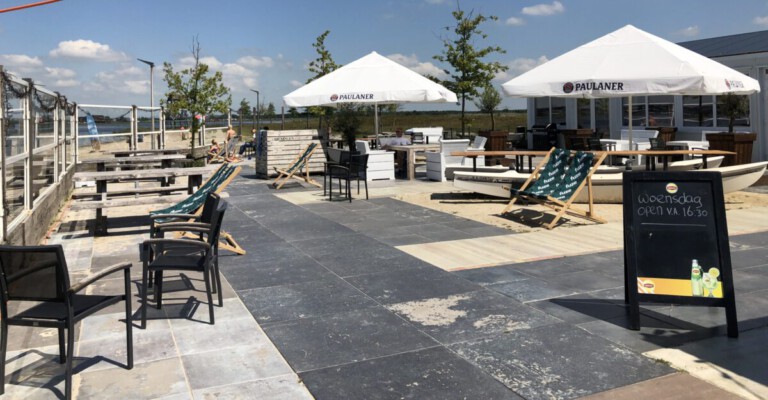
[300,347,522,400]
[386,289,561,344]
[449,324,674,400]
[171,316,268,355]
[182,345,293,390]
[220,253,333,290]
[729,247,768,269]
[529,295,628,325]
[375,233,431,246]
[576,312,719,353]
[192,375,314,399]
[78,326,174,373]
[78,357,189,400]
[238,277,379,324]
[306,245,429,277]
[262,307,438,372]
[454,264,533,286]
[542,269,624,292]
[346,266,480,304]
[487,277,582,303]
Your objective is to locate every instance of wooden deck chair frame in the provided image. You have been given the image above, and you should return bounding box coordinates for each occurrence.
[152,163,246,255]
[504,151,608,229]
[272,142,321,189]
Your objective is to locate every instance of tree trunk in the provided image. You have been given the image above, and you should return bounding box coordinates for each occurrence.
[461,95,466,135]
[490,111,495,131]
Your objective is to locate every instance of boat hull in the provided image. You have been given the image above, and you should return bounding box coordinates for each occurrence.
[453,161,767,203]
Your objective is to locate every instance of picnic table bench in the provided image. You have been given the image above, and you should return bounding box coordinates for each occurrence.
[79,154,188,171]
[71,166,216,235]
[104,148,186,157]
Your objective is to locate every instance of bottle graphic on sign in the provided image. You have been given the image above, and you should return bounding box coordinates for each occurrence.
[691,259,703,296]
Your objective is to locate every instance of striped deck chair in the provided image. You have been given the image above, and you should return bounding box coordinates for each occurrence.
[272,142,321,189]
[149,163,246,255]
[504,151,607,229]
[504,147,570,209]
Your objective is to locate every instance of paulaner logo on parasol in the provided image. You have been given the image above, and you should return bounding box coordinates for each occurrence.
[331,93,374,102]
[563,81,625,93]
[725,79,744,90]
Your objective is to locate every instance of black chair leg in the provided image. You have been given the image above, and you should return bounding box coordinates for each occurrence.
[364,178,369,200]
[155,271,164,309]
[65,321,74,400]
[0,320,7,395]
[124,268,134,369]
[141,266,149,329]
[203,269,215,325]
[58,327,65,363]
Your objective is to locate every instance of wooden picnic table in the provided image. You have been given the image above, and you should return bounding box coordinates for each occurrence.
[451,149,736,172]
[72,166,216,235]
[450,150,550,172]
[388,144,441,180]
[104,148,186,157]
[79,154,187,171]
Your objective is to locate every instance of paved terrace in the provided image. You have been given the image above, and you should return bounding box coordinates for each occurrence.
[4,164,767,399]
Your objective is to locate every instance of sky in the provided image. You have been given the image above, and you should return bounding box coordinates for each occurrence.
[3,0,768,112]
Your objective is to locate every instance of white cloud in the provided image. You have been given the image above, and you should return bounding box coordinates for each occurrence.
[505,16,526,26]
[49,39,127,61]
[678,26,700,37]
[495,56,550,82]
[44,67,76,79]
[54,79,80,88]
[753,16,768,26]
[522,1,564,16]
[0,54,43,68]
[237,55,274,68]
[289,80,303,88]
[386,53,446,79]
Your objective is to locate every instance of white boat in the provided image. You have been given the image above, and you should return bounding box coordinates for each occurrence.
[453,160,767,203]
[595,156,723,173]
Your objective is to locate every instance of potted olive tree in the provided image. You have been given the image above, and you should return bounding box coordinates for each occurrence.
[706,94,756,166]
[332,104,362,151]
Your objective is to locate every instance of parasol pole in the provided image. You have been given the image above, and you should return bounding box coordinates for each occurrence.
[374,103,380,149]
[627,96,634,167]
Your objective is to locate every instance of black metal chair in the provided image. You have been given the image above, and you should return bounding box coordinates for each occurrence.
[140,199,228,328]
[0,245,133,399]
[322,147,350,196]
[149,192,223,302]
[328,153,369,202]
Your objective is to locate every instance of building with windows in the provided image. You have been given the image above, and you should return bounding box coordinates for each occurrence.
[526,29,768,162]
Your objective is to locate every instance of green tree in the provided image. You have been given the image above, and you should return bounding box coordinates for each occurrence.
[434,6,508,134]
[718,94,750,133]
[332,104,362,149]
[307,30,341,135]
[266,102,276,117]
[474,83,502,130]
[238,98,252,119]
[163,37,231,155]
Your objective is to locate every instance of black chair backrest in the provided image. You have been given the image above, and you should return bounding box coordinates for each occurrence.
[0,245,68,302]
[587,138,604,151]
[207,200,229,247]
[200,192,222,224]
[649,137,666,150]
[350,153,369,177]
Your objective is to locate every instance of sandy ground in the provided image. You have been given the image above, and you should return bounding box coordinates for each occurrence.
[394,189,768,233]
[78,129,229,161]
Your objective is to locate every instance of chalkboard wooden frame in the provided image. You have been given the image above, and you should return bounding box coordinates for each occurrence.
[623,171,738,338]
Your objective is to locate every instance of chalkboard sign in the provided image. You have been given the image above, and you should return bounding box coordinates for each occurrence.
[623,171,738,337]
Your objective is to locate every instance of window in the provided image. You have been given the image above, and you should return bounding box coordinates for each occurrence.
[647,95,674,126]
[577,98,591,129]
[550,98,566,126]
[533,97,549,126]
[594,98,610,135]
[683,96,714,127]
[716,95,750,130]
[622,96,647,126]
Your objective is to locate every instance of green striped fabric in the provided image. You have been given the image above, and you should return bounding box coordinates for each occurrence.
[285,142,317,173]
[548,151,594,201]
[150,164,235,223]
[511,148,569,197]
